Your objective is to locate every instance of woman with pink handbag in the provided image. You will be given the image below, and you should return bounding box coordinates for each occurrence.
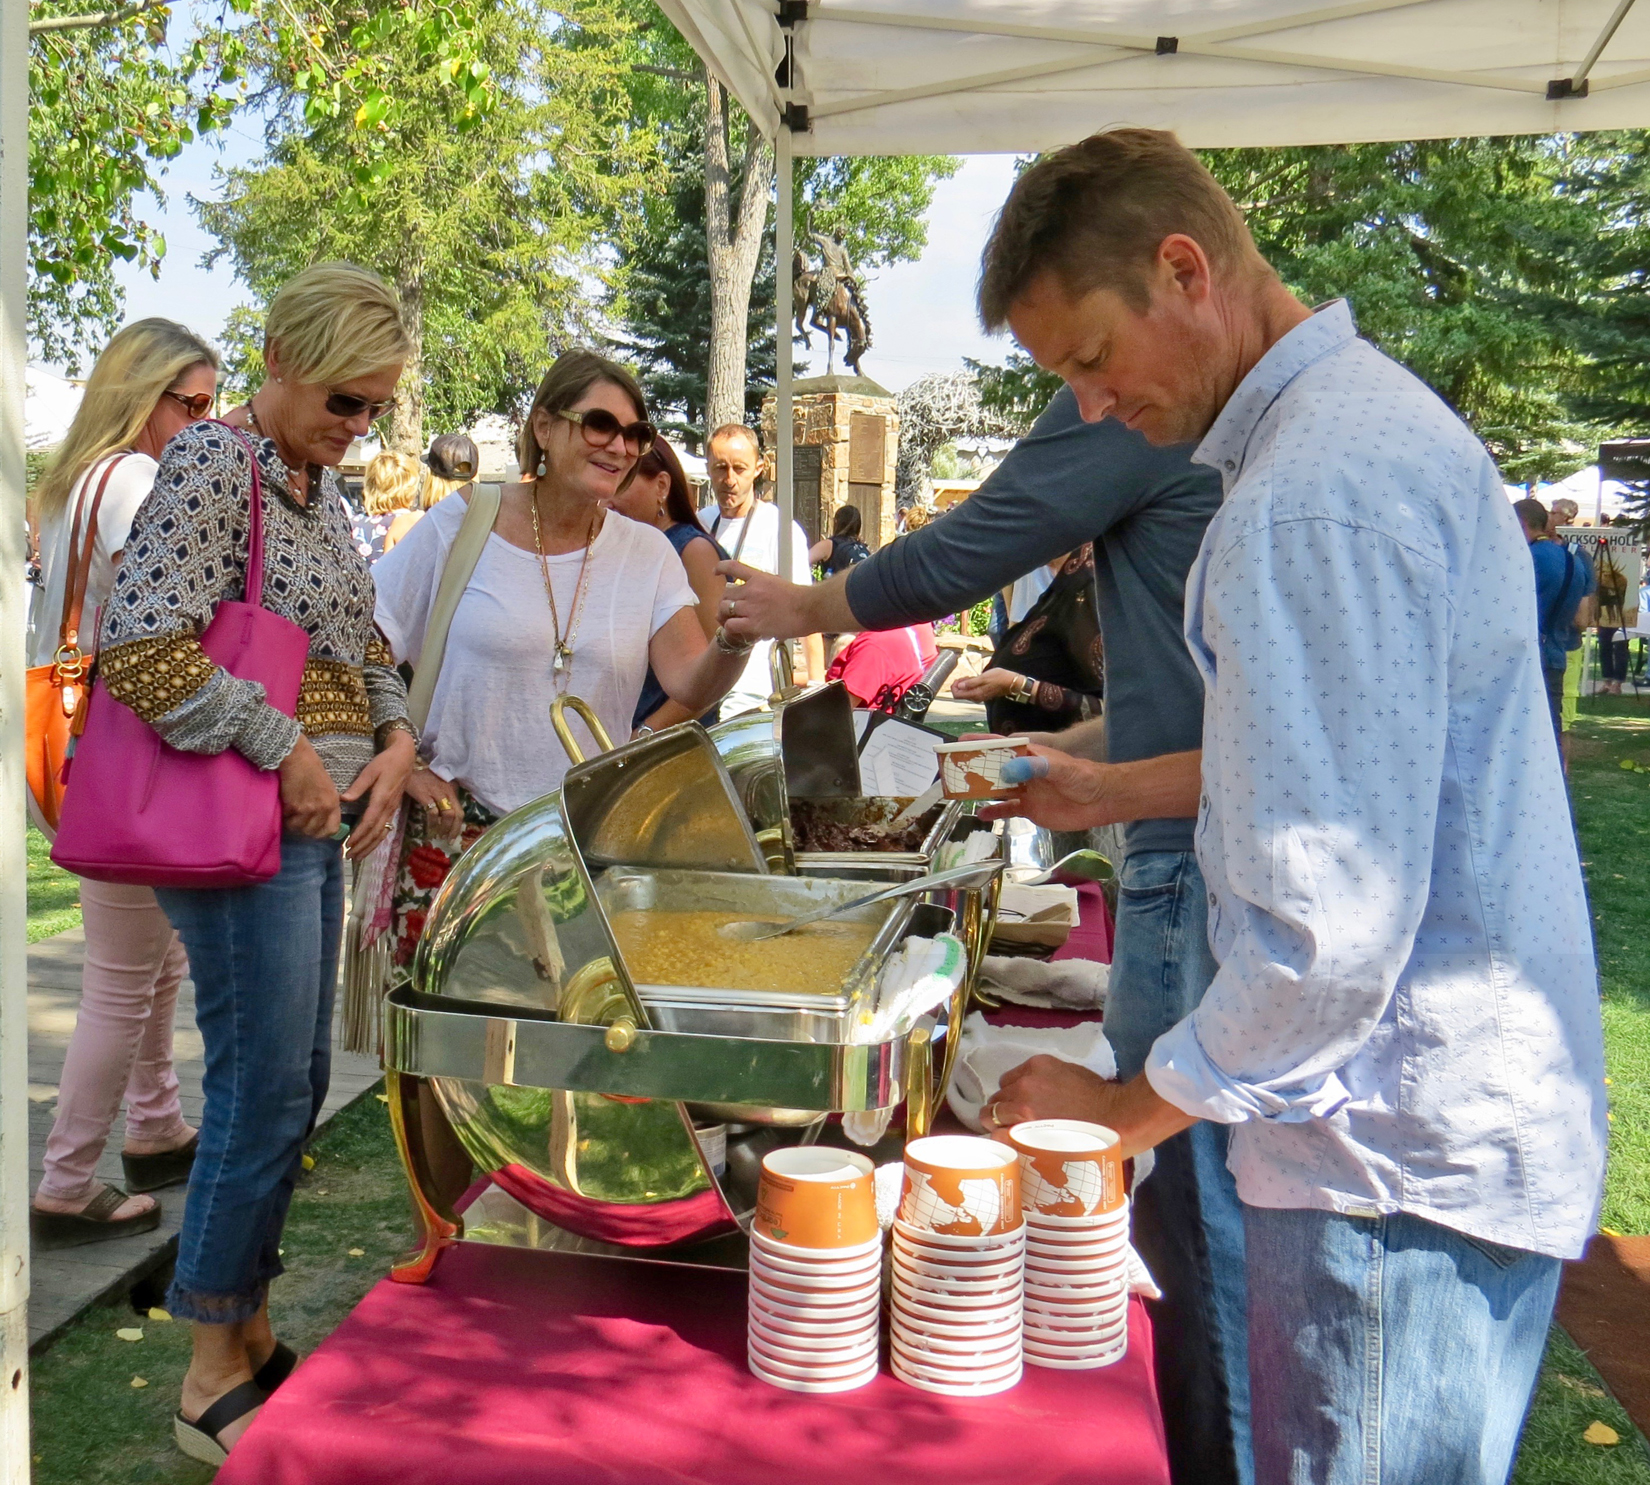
[85,263,416,1466]
[27,319,220,1251]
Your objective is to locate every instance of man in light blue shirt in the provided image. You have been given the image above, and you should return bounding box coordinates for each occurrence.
[979,130,1606,1484]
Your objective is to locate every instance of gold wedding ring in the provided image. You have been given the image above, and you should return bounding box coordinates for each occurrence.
[438,797,452,810]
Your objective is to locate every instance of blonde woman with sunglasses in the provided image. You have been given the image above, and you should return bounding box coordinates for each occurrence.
[28,318,218,1254]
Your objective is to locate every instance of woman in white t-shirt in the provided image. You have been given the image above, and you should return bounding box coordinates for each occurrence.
[372,350,751,965]
[27,318,218,1248]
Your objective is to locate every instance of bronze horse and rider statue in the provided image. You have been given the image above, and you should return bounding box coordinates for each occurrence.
[792,230,872,376]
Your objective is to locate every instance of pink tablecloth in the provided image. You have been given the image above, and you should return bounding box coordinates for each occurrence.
[220,1242,1169,1485]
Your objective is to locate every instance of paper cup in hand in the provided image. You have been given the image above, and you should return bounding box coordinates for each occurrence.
[1007,1119,1125,1218]
[753,1147,878,1250]
[899,1135,1021,1237]
[933,737,1031,800]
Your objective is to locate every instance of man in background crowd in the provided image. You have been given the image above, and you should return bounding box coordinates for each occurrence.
[701,423,821,713]
[1516,497,1594,762]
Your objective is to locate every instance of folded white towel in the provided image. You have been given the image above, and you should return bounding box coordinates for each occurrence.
[945,1011,1117,1131]
[980,953,1109,1011]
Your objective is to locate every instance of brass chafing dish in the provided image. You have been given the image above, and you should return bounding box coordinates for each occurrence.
[383,697,998,1282]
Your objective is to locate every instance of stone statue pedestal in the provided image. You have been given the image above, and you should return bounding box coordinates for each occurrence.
[761,374,900,550]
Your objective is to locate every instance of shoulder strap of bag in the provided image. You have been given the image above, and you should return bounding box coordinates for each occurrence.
[208,421,268,608]
[1543,546,1580,637]
[406,481,501,731]
[57,453,129,651]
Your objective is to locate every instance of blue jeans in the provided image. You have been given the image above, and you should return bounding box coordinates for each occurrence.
[1245,1206,1560,1485]
[1105,850,1252,1485]
[156,834,343,1323]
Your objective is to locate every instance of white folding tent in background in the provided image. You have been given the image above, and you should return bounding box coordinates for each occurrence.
[656,0,1650,575]
[5,0,1650,1476]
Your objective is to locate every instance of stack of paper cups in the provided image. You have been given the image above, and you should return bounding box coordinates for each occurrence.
[889,1134,1024,1396]
[1009,1119,1130,1368]
[747,1147,882,1393]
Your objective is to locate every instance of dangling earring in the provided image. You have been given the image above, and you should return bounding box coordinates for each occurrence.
[535,451,547,478]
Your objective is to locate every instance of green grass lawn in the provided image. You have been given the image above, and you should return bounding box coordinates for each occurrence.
[29,1083,412,1485]
[27,825,81,943]
[1568,695,1650,1236]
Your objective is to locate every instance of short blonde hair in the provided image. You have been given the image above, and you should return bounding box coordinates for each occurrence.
[362,450,425,515]
[35,318,218,520]
[264,262,412,387]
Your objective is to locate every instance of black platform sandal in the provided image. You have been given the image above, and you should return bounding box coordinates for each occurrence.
[174,1380,266,1466]
[123,1134,198,1193]
[253,1341,298,1392]
[30,1185,160,1251]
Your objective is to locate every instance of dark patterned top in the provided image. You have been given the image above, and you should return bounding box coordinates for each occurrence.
[99,420,410,790]
[984,543,1103,737]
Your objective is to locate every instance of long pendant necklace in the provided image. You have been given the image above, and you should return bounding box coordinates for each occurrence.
[530,487,599,688]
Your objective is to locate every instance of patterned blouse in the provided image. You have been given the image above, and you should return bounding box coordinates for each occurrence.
[98,421,411,791]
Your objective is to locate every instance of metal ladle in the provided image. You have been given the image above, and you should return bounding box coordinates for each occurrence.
[718,860,1007,944]
[1011,848,1115,886]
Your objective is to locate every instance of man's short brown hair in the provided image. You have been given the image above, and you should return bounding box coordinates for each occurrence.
[978,128,1262,330]
[708,422,761,457]
[1514,498,1549,534]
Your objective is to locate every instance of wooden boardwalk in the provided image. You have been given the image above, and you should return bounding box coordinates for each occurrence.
[26,928,383,1352]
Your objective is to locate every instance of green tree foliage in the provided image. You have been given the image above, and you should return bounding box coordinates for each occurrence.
[971,136,1650,485]
[27,0,249,366]
[197,0,655,451]
[611,16,959,437]
[611,147,775,438]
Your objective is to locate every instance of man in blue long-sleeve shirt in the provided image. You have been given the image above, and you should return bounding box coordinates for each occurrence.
[1515,497,1593,763]
[720,380,1248,1485]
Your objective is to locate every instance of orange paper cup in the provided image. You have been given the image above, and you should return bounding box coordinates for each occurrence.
[900,1135,1021,1238]
[753,1147,878,1250]
[1007,1119,1125,1218]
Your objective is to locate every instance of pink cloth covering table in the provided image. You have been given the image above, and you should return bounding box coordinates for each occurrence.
[218,1242,1168,1485]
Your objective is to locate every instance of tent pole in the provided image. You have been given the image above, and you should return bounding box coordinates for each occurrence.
[0,0,32,1466]
[774,121,794,588]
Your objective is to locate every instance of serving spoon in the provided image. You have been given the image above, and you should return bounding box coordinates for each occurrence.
[718,860,1007,944]
[1010,848,1115,886]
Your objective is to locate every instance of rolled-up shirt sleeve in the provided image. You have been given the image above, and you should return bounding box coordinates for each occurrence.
[1147,514,1453,1125]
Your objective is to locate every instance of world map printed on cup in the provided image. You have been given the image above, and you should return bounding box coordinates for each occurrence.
[1009,1120,1124,1218]
[898,1135,1021,1237]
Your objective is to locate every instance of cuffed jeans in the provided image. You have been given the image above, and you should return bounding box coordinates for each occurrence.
[1245,1206,1560,1485]
[1104,850,1252,1485]
[37,879,191,1201]
[155,834,342,1323]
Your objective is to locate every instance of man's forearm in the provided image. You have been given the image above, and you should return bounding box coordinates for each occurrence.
[1105,749,1202,822]
[806,573,861,636]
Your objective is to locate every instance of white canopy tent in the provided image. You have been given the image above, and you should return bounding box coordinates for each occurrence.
[3,2,1650,1475]
[657,0,1650,576]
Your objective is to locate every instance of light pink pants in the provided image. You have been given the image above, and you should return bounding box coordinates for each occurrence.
[36,878,191,1201]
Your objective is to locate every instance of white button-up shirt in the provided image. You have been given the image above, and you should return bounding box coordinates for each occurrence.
[1145,300,1606,1260]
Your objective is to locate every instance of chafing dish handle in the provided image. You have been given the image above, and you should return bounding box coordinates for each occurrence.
[551,694,616,765]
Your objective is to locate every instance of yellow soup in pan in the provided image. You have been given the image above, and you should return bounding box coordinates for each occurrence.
[607,909,876,995]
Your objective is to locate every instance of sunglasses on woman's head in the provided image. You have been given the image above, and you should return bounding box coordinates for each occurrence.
[555,406,656,455]
[163,390,215,419]
[325,388,397,421]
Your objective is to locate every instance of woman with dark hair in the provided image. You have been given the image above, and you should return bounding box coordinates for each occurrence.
[372,351,750,965]
[952,544,1104,735]
[608,433,728,731]
[809,503,871,575]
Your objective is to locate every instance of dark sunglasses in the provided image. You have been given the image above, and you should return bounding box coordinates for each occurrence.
[555,406,656,455]
[325,387,397,421]
[163,390,215,420]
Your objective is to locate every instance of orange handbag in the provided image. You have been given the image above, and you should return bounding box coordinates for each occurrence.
[25,455,126,832]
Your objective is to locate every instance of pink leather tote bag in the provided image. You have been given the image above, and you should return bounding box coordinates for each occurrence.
[52,423,312,887]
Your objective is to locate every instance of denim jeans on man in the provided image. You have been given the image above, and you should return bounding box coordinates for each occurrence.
[156,834,343,1322]
[1246,1207,1559,1485]
[1104,850,1252,1485]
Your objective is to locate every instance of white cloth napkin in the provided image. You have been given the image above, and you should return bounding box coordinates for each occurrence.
[945,1011,1117,1130]
[980,953,1109,1011]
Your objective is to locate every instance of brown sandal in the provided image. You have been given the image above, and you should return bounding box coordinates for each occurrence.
[30,1184,160,1250]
